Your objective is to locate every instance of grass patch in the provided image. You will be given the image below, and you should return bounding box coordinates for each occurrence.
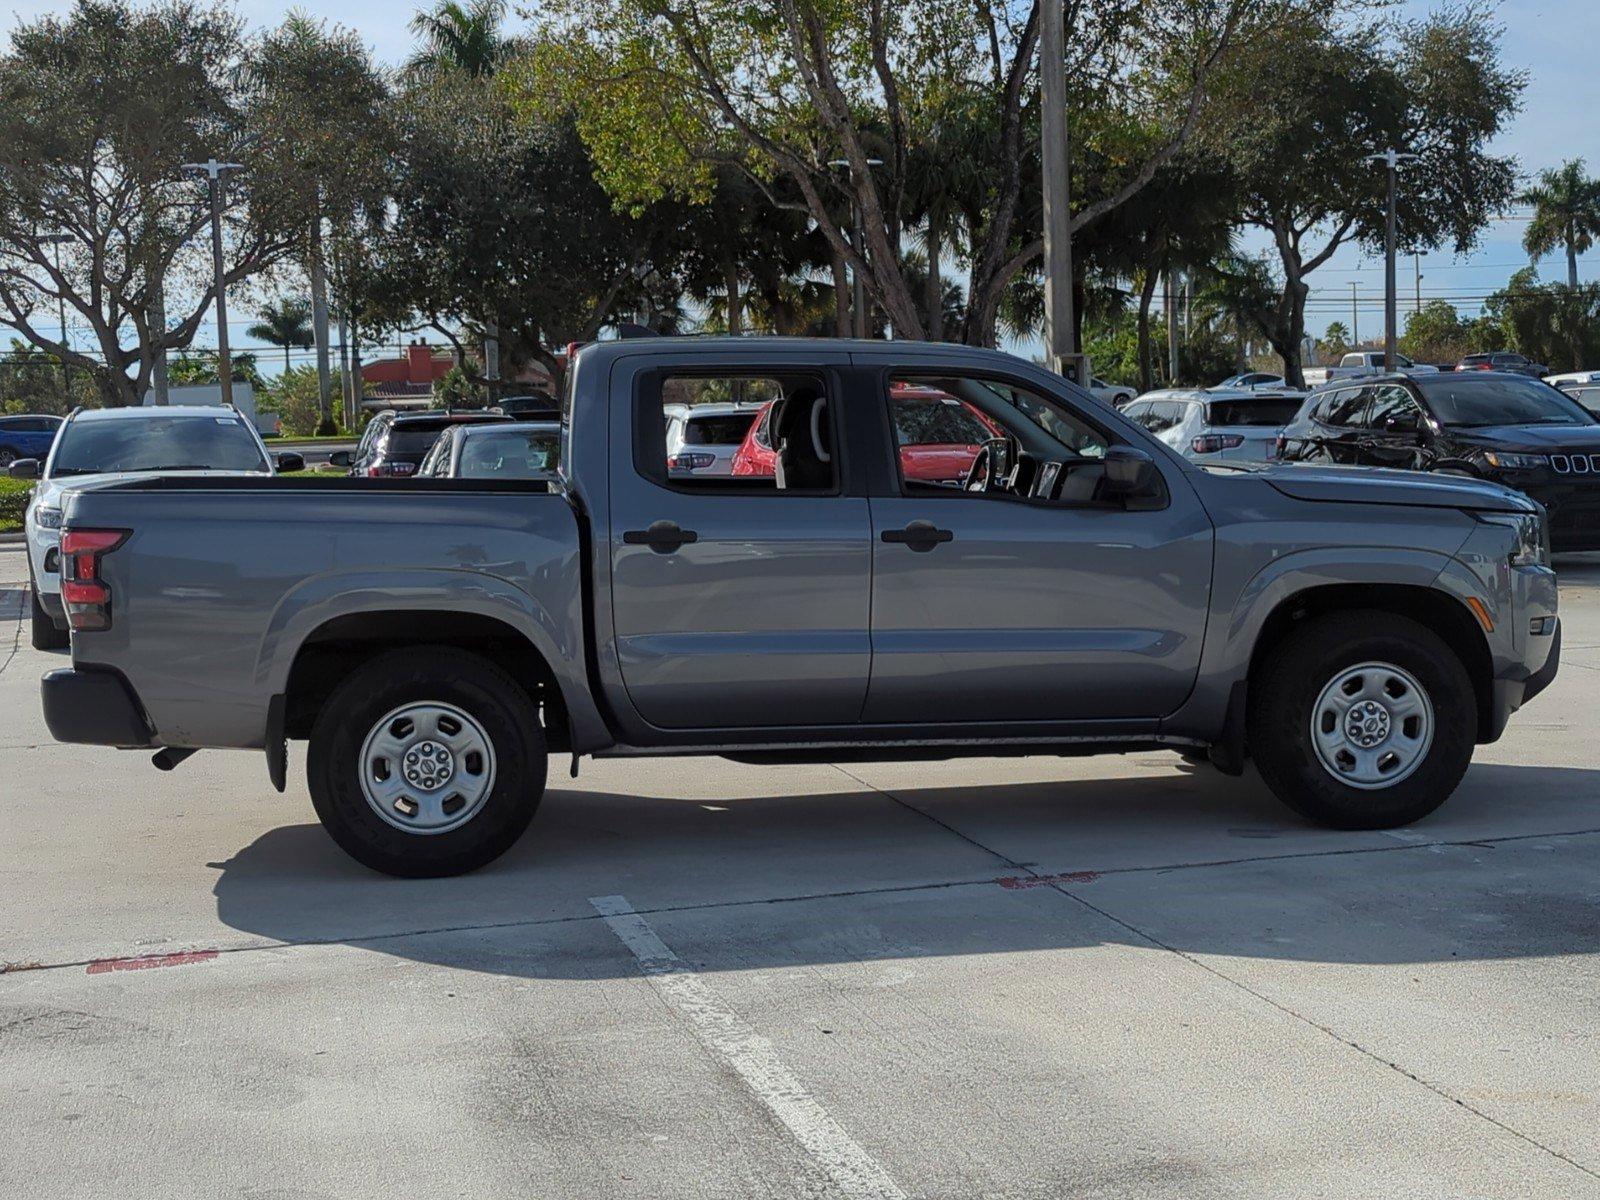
[0,475,31,533]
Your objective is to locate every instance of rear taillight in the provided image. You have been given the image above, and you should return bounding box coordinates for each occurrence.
[367,462,416,477]
[60,528,128,632]
[668,452,716,471]
[1192,434,1246,455]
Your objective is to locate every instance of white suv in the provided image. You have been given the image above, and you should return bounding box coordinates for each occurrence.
[13,406,291,649]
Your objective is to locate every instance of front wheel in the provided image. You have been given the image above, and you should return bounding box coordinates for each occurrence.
[1249,611,1476,829]
[307,647,547,877]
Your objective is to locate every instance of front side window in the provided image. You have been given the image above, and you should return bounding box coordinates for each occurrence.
[1365,385,1424,431]
[885,372,1112,502]
[50,414,269,477]
[1318,387,1370,427]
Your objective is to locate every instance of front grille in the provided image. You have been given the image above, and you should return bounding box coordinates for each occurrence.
[1549,454,1600,474]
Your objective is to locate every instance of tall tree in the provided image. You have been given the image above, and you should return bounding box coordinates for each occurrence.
[408,0,509,80]
[531,0,1263,346]
[0,0,295,406]
[1219,7,1522,386]
[1520,159,1600,291]
[246,297,313,370]
[249,14,392,432]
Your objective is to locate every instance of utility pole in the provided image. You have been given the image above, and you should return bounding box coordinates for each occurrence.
[1351,281,1359,346]
[38,233,72,404]
[1413,252,1423,315]
[1040,0,1078,379]
[484,321,500,407]
[183,159,243,407]
[149,279,169,405]
[1165,272,1179,382]
[827,158,883,339]
[1364,148,1419,371]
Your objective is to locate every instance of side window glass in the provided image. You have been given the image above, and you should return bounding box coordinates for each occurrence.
[1367,385,1422,431]
[1319,388,1369,427]
[653,374,825,492]
[886,372,1112,500]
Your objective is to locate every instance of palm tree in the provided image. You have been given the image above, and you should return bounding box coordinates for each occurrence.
[246,299,314,371]
[407,0,507,80]
[1520,160,1600,290]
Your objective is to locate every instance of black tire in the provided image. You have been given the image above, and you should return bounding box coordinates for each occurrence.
[1249,611,1475,829]
[306,647,547,877]
[29,574,69,651]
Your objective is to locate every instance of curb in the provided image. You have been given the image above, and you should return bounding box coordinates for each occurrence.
[0,532,25,545]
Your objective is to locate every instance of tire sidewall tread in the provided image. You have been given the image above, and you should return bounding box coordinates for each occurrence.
[307,646,547,877]
[1249,610,1475,829]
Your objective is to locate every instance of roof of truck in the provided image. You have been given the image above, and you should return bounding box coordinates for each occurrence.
[577,336,1037,366]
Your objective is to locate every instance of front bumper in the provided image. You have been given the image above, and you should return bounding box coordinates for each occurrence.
[41,667,154,747]
[1484,620,1561,742]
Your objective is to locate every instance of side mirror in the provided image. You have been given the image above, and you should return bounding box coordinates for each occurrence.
[327,450,353,469]
[8,458,40,480]
[1102,445,1166,510]
[275,452,306,473]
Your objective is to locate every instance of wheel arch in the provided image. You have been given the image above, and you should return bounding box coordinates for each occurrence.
[1246,583,1494,742]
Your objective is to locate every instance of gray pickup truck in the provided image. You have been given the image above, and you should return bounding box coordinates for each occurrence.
[41,339,1560,876]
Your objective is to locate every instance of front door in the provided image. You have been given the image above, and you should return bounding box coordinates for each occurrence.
[1357,383,1430,470]
[861,367,1214,725]
[608,363,872,730]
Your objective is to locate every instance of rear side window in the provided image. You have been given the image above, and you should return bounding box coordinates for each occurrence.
[640,373,836,493]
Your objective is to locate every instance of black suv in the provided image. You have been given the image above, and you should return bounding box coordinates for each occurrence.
[1279,372,1600,551]
[1457,351,1548,378]
[333,410,512,477]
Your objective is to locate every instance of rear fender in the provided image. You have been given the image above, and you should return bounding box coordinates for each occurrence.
[255,568,611,753]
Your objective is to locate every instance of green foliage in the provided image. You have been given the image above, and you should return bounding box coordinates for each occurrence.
[1320,321,1351,360]
[262,364,359,436]
[1398,300,1491,364]
[246,298,314,368]
[168,350,264,389]
[0,475,32,531]
[408,0,508,80]
[1519,159,1600,288]
[1484,268,1600,372]
[433,365,481,408]
[0,339,96,414]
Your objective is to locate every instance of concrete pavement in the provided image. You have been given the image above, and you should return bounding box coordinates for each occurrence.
[2,542,1598,1197]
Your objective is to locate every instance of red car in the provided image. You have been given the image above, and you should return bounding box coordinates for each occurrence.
[731,384,1003,483]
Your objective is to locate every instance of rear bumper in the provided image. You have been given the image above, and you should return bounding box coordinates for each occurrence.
[41,667,155,748]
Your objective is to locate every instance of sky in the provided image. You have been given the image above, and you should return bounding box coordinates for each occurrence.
[6,0,1599,366]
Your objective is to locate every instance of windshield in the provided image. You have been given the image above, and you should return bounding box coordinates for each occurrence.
[1416,376,1597,427]
[1207,399,1303,427]
[50,414,269,476]
[457,429,561,478]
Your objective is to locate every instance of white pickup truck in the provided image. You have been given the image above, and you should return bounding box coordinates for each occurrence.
[1303,351,1441,388]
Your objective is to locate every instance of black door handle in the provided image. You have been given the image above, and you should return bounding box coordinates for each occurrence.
[881,520,954,552]
[623,520,699,553]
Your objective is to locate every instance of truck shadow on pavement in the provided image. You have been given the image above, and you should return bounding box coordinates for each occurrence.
[209,759,1600,978]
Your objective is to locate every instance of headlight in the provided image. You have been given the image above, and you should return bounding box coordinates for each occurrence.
[1478,511,1549,567]
[33,505,62,530]
[1480,450,1546,471]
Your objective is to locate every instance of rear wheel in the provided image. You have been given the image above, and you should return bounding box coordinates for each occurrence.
[307,647,547,877]
[1249,611,1475,829]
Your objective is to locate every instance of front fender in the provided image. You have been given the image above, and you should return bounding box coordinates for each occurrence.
[255,566,610,753]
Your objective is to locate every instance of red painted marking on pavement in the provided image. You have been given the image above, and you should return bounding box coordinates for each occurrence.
[86,950,219,975]
[996,871,1101,889]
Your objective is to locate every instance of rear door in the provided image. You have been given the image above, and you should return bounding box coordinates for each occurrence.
[859,364,1213,724]
[607,356,873,729]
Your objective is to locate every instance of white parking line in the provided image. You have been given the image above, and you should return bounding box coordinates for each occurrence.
[590,894,907,1200]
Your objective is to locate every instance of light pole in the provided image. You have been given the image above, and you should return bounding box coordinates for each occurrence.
[1364,148,1419,371]
[183,158,243,406]
[37,233,72,403]
[1040,0,1079,380]
[827,158,883,338]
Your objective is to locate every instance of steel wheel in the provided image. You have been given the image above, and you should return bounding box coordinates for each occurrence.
[1309,661,1434,790]
[358,701,497,835]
